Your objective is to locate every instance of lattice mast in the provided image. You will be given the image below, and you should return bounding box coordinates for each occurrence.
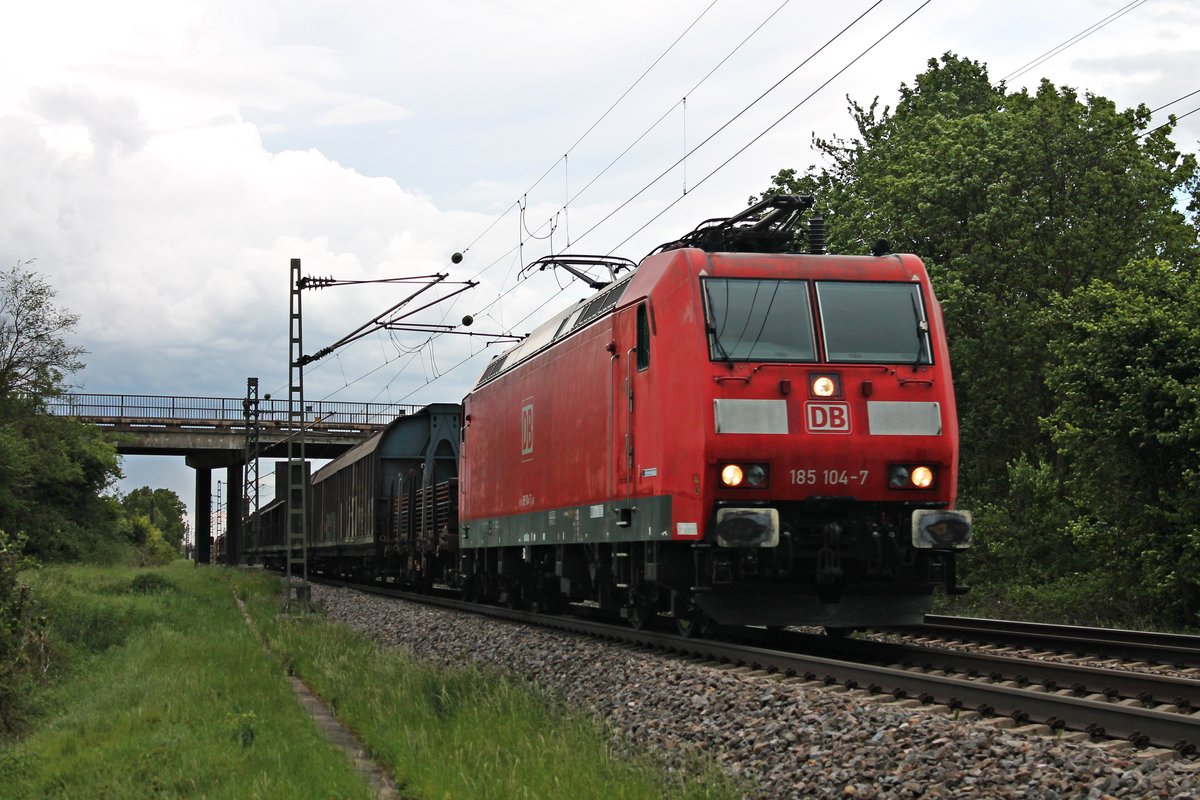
[279,253,515,612]
[242,377,261,562]
[284,258,311,612]
[214,480,224,562]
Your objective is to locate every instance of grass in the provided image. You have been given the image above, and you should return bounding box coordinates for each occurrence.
[2,563,742,799]
[261,615,738,799]
[244,575,742,799]
[2,563,375,799]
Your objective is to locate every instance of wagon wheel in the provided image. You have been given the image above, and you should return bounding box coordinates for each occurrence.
[528,577,565,615]
[500,578,525,610]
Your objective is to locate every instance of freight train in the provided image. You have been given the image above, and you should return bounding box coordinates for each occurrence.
[243,196,972,634]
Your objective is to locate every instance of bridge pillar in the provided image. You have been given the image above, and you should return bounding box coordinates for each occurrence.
[187,451,244,565]
[194,466,212,565]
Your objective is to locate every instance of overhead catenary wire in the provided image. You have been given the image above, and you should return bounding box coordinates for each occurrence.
[611,0,934,255]
[375,1,850,399]
[442,0,788,327]
[448,0,723,269]
[387,5,1196,408]
[1150,88,1200,115]
[286,8,1196,409]
[562,0,795,217]
[437,0,877,344]
[414,0,802,349]
[278,3,945,407]
[322,1,906,405]
[1002,0,1151,84]
[566,0,887,251]
[422,0,792,345]
[378,2,920,404]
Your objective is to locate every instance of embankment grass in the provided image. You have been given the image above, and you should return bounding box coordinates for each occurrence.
[242,577,742,799]
[1,563,372,799]
[259,610,739,799]
[3,564,742,799]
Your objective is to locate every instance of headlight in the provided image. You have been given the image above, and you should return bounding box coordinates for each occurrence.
[809,373,842,398]
[889,464,936,489]
[720,463,769,488]
[721,464,744,487]
[745,464,767,487]
[911,466,934,488]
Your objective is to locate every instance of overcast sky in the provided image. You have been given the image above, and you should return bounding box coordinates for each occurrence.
[3,0,1197,531]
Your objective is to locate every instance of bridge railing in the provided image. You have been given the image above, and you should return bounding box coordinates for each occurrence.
[45,393,421,427]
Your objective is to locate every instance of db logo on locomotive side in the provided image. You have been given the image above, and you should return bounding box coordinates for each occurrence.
[520,400,535,459]
[805,402,851,433]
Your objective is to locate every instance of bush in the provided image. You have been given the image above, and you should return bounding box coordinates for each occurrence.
[0,530,49,736]
[120,514,178,567]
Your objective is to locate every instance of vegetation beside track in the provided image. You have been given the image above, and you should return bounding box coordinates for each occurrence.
[0,562,740,799]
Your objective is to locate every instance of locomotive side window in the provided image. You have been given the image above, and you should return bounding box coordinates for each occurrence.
[636,303,650,371]
[702,278,816,362]
[816,282,933,364]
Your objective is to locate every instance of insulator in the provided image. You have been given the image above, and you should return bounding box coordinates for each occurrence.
[807,214,826,254]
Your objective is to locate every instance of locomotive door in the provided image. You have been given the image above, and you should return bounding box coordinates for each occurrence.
[612,302,652,502]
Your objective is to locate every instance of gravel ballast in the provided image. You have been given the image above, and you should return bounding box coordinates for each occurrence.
[313,585,1200,799]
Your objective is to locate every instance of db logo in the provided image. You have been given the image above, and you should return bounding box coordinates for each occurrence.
[520,401,535,457]
[805,402,851,433]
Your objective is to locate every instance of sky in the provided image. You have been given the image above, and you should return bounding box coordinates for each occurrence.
[3,0,1197,533]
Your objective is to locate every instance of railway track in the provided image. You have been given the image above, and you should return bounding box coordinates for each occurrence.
[313,577,1200,759]
[876,615,1200,670]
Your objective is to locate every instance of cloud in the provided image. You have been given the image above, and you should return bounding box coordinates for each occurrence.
[315,96,414,126]
[3,0,1198,521]
[28,85,150,158]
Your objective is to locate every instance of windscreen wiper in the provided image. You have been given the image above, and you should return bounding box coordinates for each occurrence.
[706,310,735,370]
[911,291,930,367]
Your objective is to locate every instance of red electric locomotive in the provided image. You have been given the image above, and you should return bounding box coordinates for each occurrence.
[459,195,971,632]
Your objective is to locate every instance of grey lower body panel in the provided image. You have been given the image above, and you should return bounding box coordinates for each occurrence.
[461,495,674,548]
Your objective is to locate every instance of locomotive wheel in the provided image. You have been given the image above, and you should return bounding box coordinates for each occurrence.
[671,591,708,638]
[625,585,658,630]
[462,575,482,604]
[675,610,707,638]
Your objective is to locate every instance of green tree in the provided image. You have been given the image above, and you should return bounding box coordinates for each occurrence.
[1042,259,1200,624]
[0,265,124,562]
[121,487,186,550]
[761,53,1198,501]
[760,54,1200,621]
[0,400,124,561]
[0,261,85,399]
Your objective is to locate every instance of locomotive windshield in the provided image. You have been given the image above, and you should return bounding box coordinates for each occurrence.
[816,281,932,364]
[703,278,816,362]
[702,278,933,365]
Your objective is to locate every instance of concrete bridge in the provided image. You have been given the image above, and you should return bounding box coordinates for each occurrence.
[45,393,417,564]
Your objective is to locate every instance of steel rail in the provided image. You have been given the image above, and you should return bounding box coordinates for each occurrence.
[771,631,1200,713]
[884,616,1200,667]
